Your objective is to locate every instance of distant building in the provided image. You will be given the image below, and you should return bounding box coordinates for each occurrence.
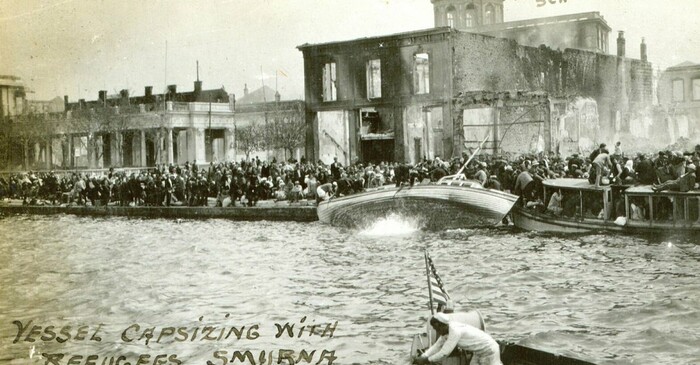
[235,84,306,162]
[57,81,235,169]
[658,61,700,141]
[0,79,238,170]
[0,75,26,119]
[27,96,65,114]
[432,0,611,54]
[432,0,505,29]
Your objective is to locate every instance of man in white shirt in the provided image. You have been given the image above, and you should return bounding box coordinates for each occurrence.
[414,312,502,365]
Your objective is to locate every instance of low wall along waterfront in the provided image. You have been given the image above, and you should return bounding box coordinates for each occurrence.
[0,204,318,222]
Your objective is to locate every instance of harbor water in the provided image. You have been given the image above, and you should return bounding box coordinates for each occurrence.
[0,214,698,365]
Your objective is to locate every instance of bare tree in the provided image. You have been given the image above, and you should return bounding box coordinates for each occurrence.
[236,123,266,161]
[3,113,59,170]
[265,103,305,160]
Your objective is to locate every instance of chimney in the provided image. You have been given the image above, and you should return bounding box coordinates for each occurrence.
[168,84,177,95]
[244,83,249,96]
[275,91,281,102]
[120,89,129,99]
[640,37,647,62]
[617,31,626,58]
[98,90,107,102]
[64,95,69,109]
[145,86,153,98]
[79,99,86,109]
[194,80,202,93]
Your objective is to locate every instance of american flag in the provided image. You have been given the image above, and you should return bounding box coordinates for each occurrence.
[426,252,450,306]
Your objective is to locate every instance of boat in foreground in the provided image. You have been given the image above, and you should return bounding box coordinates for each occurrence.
[511,178,700,234]
[410,310,595,365]
[317,177,519,230]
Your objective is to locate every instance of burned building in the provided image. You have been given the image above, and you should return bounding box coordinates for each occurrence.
[298,23,652,165]
[658,61,700,142]
[298,0,653,164]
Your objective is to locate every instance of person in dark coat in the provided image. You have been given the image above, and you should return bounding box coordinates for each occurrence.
[635,153,657,185]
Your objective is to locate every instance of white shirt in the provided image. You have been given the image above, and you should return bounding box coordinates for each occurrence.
[423,322,501,364]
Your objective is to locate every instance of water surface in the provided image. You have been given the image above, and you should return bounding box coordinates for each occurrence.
[0,214,698,365]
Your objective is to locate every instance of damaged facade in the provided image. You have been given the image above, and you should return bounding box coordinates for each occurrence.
[658,61,700,144]
[299,18,652,164]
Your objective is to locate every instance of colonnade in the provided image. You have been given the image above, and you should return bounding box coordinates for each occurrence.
[28,127,236,170]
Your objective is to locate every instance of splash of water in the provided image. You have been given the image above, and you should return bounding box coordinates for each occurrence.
[358,213,421,236]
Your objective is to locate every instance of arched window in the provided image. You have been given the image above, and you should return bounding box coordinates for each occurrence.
[465,11,475,27]
[484,4,495,25]
[446,6,456,28]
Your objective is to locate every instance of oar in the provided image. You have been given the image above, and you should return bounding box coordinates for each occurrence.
[450,133,490,184]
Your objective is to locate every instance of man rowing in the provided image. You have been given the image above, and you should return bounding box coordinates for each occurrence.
[413,312,502,365]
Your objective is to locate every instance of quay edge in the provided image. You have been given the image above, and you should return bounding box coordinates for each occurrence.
[0,204,319,222]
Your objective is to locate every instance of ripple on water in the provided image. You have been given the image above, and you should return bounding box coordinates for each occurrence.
[0,215,698,365]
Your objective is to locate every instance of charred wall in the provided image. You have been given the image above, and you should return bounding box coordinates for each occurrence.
[451,32,654,152]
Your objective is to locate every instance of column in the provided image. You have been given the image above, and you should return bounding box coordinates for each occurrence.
[111,131,123,167]
[166,128,174,165]
[224,128,235,162]
[68,134,74,169]
[195,128,206,163]
[140,129,147,167]
[45,139,52,170]
[187,127,197,162]
[95,135,104,169]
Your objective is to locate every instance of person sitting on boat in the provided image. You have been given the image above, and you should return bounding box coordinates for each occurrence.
[652,164,696,193]
[316,182,336,204]
[413,312,502,365]
[566,154,579,177]
[617,159,636,185]
[547,189,564,216]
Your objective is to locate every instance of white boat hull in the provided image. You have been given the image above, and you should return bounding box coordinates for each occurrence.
[317,184,518,230]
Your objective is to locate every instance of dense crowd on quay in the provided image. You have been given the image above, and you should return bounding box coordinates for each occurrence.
[2,142,700,211]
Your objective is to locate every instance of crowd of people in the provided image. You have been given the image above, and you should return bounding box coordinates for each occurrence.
[2,142,699,211]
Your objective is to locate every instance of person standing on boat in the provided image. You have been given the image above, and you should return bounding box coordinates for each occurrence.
[413,312,502,365]
[474,162,488,186]
[635,153,657,185]
[589,143,607,162]
[614,141,623,157]
[514,161,539,203]
[589,150,611,187]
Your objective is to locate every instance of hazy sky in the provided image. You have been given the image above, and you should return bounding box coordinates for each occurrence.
[1,0,699,101]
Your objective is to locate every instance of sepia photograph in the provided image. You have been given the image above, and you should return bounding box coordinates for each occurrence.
[1,1,699,364]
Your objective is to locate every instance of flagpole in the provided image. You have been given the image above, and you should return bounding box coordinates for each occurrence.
[424,250,435,315]
[424,249,435,345]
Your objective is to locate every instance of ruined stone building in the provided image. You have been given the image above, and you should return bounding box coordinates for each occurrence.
[298,0,653,165]
[658,61,700,143]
